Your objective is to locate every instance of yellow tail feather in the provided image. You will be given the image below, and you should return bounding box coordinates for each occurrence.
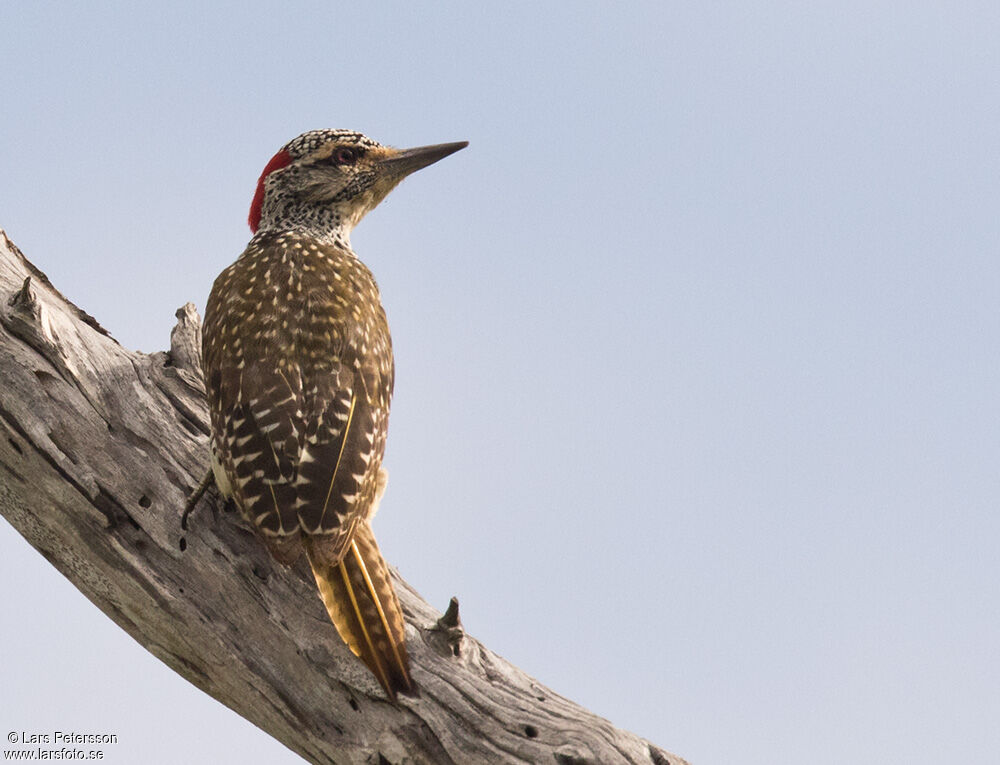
[306,523,412,699]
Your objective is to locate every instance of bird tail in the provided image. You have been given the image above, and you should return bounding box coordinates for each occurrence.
[305,522,413,700]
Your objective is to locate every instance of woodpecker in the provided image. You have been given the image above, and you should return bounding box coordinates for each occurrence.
[201,129,467,699]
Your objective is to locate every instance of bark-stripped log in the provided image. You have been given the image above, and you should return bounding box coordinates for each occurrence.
[0,230,687,765]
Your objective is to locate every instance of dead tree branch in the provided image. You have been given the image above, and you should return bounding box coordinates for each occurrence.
[0,230,687,765]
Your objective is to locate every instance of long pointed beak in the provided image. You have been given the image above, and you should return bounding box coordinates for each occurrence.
[381,141,468,178]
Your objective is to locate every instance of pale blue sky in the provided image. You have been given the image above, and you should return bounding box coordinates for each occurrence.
[2,3,999,764]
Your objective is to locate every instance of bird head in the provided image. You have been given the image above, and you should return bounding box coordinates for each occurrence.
[248,129,467,237]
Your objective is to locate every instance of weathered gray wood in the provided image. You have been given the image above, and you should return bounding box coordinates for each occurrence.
[0,229,687,765]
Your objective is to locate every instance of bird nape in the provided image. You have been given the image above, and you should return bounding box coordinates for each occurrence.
[199,129,467,699]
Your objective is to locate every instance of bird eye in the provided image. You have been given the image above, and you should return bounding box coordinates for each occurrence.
[332,147,362,165]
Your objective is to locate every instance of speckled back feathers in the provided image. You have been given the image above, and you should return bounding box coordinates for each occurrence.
[203,228,392,564]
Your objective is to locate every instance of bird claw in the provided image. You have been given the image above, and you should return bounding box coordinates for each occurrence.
[181,469,214,531]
